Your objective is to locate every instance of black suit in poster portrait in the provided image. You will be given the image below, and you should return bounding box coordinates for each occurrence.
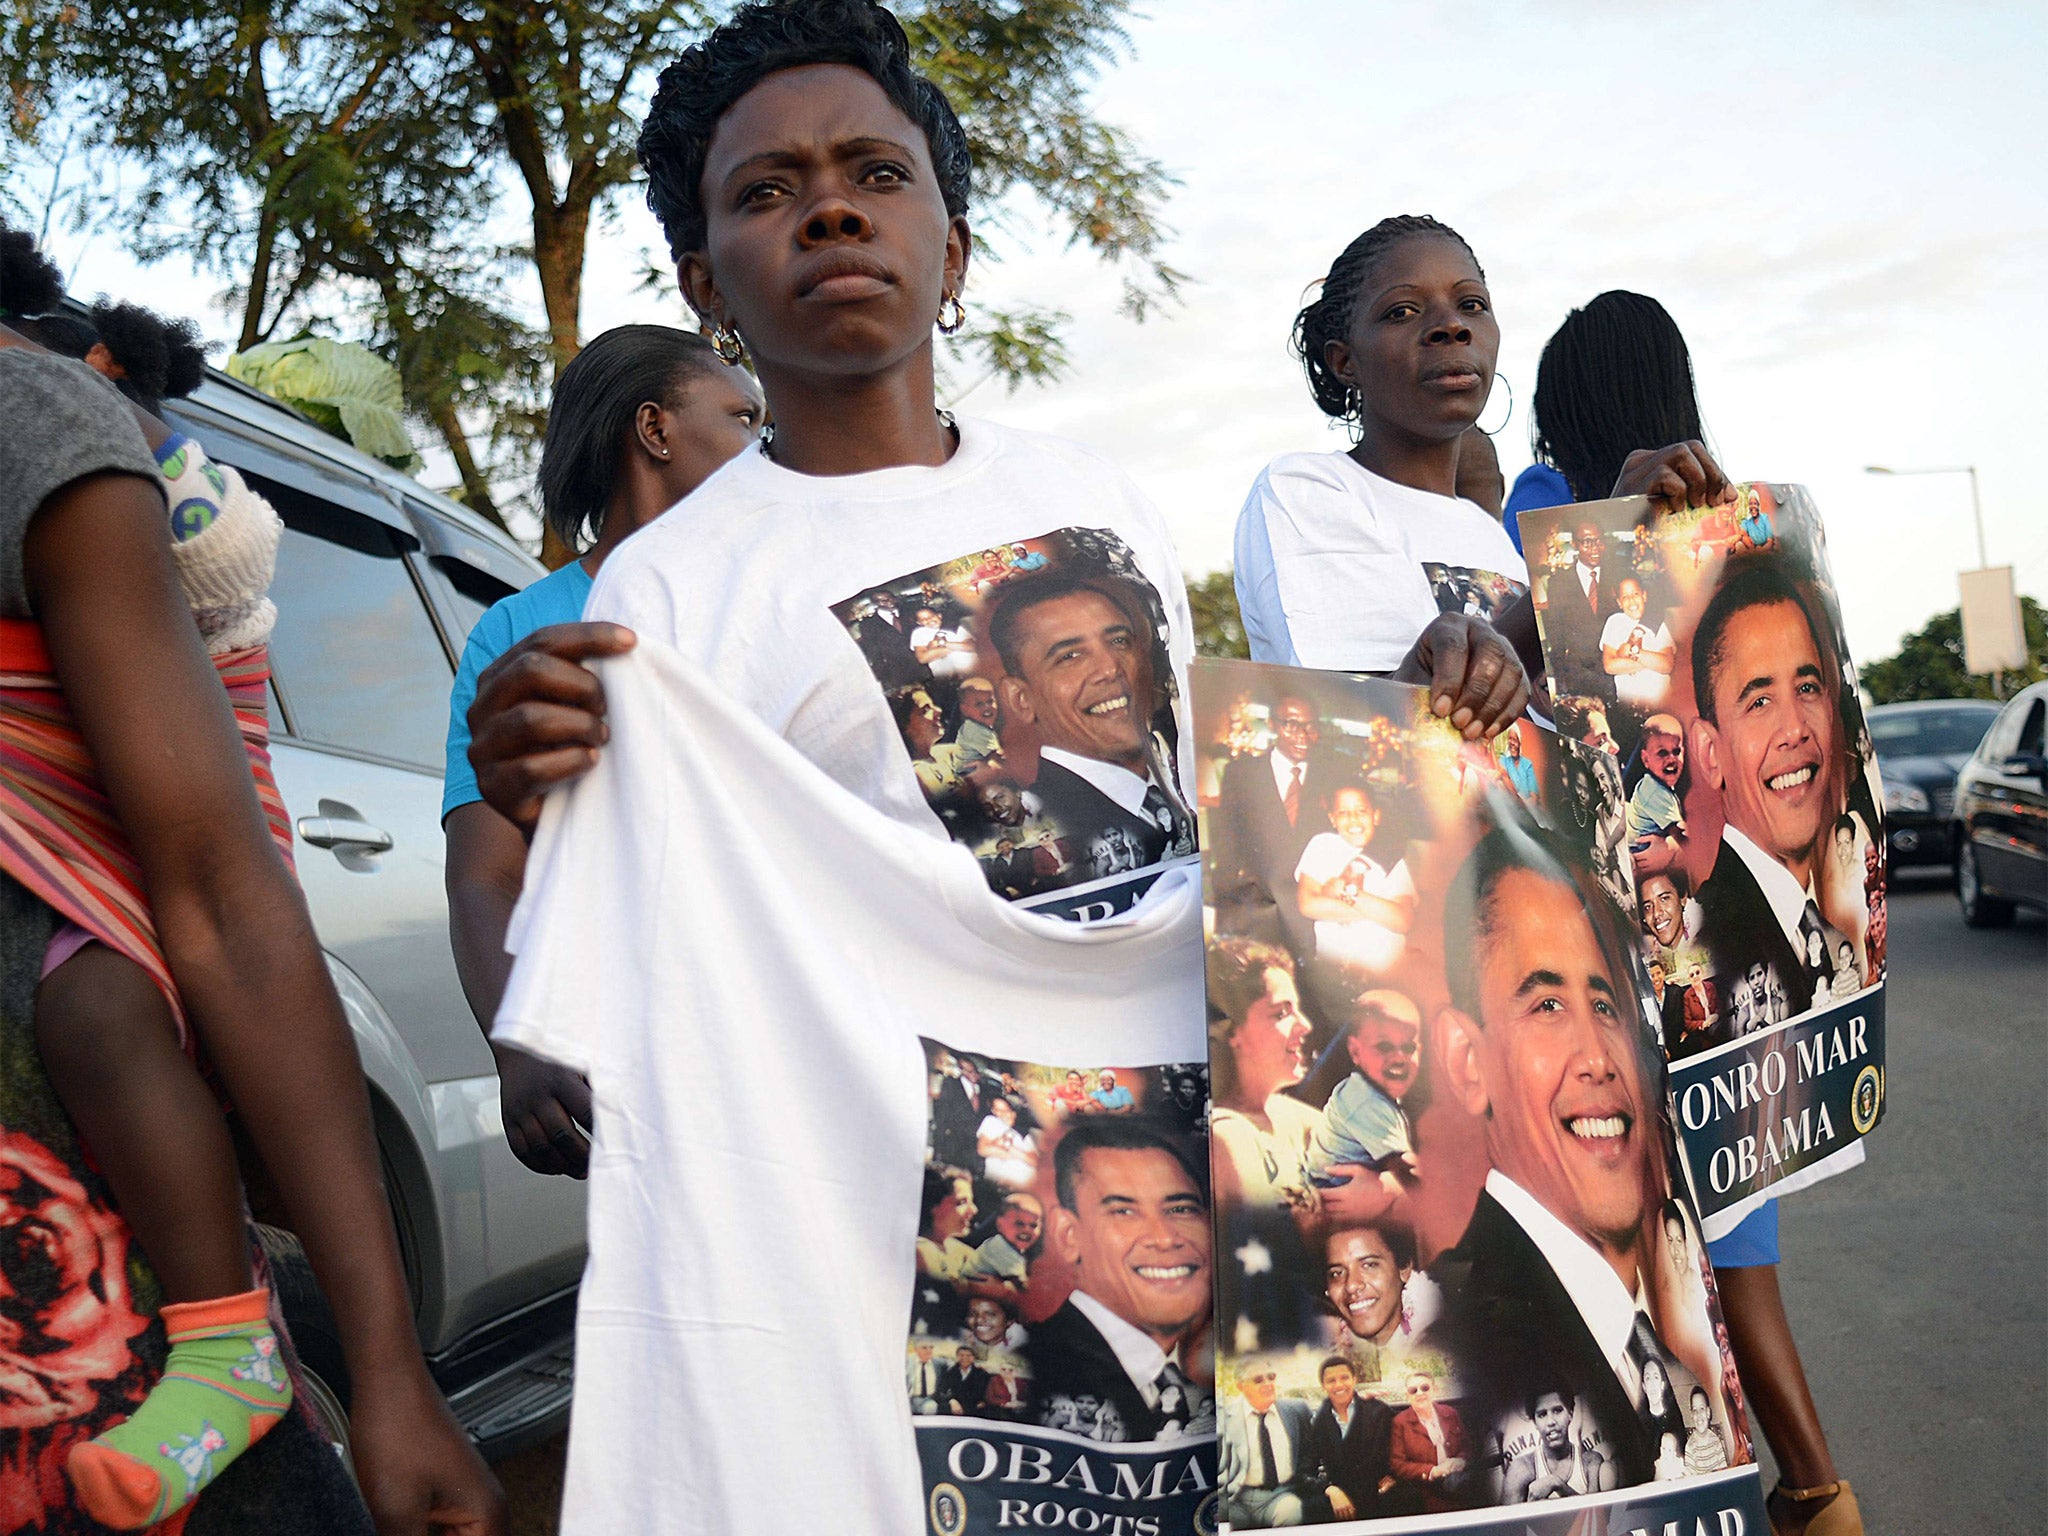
[1025,1299,1169,1443]
[855,607,929,691]
[1308,1395,1396,1516]
[938,1360,992,1416]
[1433,1192,1656,1489]
[1208,749,1343,962]
[1029,758,1188,883]
[1544,562,1620,704]
[1694,839,1816,1020]
[931,1070,990,1173]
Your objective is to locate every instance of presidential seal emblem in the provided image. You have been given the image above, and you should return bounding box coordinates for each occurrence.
[928,1481,968,1536]
[1850,1063,1882,1135]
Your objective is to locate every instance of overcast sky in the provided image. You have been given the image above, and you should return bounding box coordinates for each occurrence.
[34,0,2046,668]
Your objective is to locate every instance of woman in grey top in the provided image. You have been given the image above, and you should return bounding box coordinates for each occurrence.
[0,223,500,1534]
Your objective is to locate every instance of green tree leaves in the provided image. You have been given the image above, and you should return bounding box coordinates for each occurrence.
[9,0,1179,547]
[1860,597,2046,703]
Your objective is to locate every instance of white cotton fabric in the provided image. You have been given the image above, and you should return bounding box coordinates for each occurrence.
[496,642,1204,1535]
[495,418,1207,1534]
[585,416,1196,842]
[1234,450,1526,671]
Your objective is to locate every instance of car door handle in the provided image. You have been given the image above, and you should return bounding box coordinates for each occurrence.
[297,800,395,854]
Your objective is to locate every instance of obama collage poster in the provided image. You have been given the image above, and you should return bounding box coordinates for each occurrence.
[1193,657,1769,1533]
[1520,487,1887,1237]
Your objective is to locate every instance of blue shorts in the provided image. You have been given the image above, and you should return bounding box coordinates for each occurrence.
[1705,1198,1780,1268]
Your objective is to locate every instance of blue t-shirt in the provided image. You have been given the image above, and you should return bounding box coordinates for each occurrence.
[1502,462,1574,555]
[442,560,595,819]
[1090,1084,1135,1112]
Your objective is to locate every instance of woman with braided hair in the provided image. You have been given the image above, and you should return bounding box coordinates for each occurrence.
[1507,288,1864,1536]
[1501,288,1724,537]
[1236,218,1734,723]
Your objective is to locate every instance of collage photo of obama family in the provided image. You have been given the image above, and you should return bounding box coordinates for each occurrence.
[1523,485,1889,1067]
[909,1042,1214,1449]
[828,526,1197,913]
[1194,657,1756,1528]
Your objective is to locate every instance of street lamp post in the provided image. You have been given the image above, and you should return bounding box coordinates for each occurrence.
[1864,463,1987,568]
[1866,463,2012,697]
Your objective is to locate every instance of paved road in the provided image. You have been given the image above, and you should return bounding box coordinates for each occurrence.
[1762,879,2045,1532]
[490,879,2046,1535]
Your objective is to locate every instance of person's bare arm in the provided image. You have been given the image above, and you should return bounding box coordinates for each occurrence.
[466,623,634,835]
[1295,871,1352,922]
[445,801,592,1178]
[1492,591,1549,700]
[27,472,502,1535]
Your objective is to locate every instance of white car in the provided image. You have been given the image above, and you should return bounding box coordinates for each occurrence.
[163,367,583,1463]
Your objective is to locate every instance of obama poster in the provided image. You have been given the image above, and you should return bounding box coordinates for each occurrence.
[1521,486,1887,1237]
[1192,658,1768,1533]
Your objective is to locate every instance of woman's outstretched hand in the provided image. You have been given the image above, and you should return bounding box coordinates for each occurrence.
[1391,614,1531,739]
[1612,439,1738,514]
[467,622,636,835]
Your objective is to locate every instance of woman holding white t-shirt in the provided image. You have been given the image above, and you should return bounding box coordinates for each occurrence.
[457,6,1529,1532]
[1236,215,1737,726]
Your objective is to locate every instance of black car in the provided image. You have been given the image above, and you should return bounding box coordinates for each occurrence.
[1867,699,2002,869]
[1952,681,2048,925]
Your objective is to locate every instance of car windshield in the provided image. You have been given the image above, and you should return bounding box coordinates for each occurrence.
[1870,707,2000,759]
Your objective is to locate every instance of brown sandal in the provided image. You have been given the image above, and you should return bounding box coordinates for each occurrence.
[1769,1478,1864,1536]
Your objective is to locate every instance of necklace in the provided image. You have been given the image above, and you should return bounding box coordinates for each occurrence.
[759,407,957,463]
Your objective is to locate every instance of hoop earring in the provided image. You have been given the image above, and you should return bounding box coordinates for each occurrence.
[710,324,745,365]
[1477,372,1514,437]
[937,292,966,335]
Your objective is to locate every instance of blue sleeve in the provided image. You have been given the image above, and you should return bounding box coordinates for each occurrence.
[1503,463,1575,556]
[442,606,515,820]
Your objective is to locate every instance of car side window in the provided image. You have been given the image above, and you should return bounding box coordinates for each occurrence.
[424,555,517,651]
[1979,702,2021,762]
[2018,701,2045,759]
[257,474,454,769]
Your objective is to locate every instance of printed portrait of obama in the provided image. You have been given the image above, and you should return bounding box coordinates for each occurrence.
[1685,562,1859,1021]
[988,571,1195,888]
[1025,1118,1215,1444]
[1432,821,1728,1495]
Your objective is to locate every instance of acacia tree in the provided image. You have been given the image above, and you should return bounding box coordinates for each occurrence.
[413,0,1182,558]
[1860,598,2046,704]
[7,1,544,526]
[416,2,1180,367]
[11,0,1179,546]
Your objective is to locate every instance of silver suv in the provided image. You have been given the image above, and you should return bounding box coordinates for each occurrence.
[161,370,584,1462]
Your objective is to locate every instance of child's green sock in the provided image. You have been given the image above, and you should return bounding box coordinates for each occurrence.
[66,1287,292,1529]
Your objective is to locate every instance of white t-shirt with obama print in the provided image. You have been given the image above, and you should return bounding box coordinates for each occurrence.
[496,418,1218,1535]
[589,416,1198,917]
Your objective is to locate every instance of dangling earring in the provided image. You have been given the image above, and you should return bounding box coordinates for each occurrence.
[937,291,966,335]
[710,323,745,365]
[1477,372,1514,436]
